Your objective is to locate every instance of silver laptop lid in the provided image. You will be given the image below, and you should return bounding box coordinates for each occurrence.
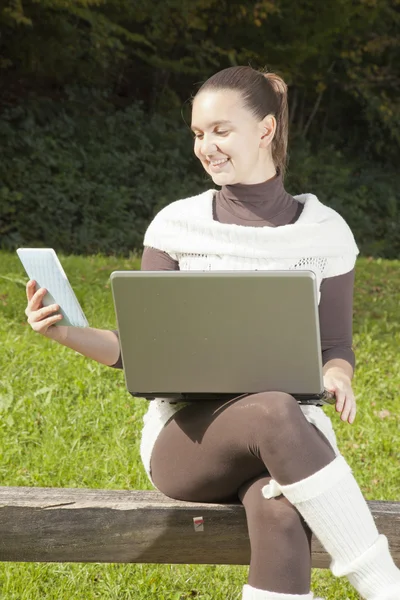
[110,270,325,400]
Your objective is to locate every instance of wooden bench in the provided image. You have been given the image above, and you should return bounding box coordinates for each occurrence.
[0,487,399,567]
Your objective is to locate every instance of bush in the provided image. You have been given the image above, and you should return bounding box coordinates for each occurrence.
[286,142,400,258]
[0,92,206,256]
[1,92,399,257]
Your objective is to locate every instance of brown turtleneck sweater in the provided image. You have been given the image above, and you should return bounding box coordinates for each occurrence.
[112,174,355,370]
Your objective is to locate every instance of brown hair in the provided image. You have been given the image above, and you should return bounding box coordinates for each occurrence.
[194,66,289,178]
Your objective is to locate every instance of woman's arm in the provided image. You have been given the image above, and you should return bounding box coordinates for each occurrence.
[318,269,356,423]
[141,246,179,270]
[25,281,120,366]
[323,358,353,381]
[319,268,355,378]
[51,324,121,366]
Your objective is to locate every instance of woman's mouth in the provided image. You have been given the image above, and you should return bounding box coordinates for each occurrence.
[208,158,230,171]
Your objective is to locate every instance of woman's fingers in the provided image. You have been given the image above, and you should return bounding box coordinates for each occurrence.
[27,303,60,324]
[25,280,37,302]
[335,390,356,424]
[25,282,62,336]
[335,389,345,414]
[25,286,47,316]
[29,313,63,333]
[340,396,352,423]
[348,399,357,424]
[32,287,48,310]
[324,372,356,425]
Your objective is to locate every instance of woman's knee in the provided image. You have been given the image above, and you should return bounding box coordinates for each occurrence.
[240,475,310,539]
[245,391,301,429]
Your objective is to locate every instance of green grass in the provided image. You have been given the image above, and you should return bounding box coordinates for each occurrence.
[0,251,399,600]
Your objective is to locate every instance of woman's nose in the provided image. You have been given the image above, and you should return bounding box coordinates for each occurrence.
[200,136,218,157]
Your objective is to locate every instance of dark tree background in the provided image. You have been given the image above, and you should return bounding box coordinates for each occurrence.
[1,0,399,256]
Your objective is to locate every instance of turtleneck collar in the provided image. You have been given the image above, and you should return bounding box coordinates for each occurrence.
[215,173,302,226]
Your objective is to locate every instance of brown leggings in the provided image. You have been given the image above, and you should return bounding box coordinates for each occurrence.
[150,392,336,595]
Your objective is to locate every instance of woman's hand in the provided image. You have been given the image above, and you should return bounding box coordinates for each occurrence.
[323,367,356,424]
[25,281,120,365]
[25,280,67,342]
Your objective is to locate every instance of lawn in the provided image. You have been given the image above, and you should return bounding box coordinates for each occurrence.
[0,250,399,599]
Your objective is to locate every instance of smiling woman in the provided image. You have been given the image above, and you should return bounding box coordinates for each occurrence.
[23,65,400,600]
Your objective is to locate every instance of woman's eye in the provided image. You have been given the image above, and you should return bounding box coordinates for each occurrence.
[193,131,228,140]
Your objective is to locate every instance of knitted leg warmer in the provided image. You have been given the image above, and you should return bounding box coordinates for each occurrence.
[261,455,400,600]
[242,584,316,599]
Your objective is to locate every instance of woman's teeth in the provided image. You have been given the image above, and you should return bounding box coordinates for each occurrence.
[210,158,229,167]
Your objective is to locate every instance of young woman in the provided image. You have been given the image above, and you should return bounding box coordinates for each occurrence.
[25,66,400,600]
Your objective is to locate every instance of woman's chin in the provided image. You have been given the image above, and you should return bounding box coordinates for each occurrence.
[209,172,236,186]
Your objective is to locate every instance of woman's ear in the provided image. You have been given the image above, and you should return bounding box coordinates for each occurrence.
[260,115,276,148]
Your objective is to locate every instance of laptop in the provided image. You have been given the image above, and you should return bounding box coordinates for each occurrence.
[110,270,335,406]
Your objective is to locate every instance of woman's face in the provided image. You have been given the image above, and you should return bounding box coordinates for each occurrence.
[191,89,275,186]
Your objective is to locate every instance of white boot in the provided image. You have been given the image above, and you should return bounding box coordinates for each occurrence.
[262,455,400,600]
[337,535,400,600]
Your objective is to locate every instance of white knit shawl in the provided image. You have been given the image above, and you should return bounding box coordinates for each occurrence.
[144,190,359,285]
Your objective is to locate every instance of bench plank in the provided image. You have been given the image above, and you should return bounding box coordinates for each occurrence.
[0,487,399,567]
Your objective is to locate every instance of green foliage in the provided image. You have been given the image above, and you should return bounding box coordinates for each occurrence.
[0,0,151,86]
[286,140,400,258]
[1,0,399,164]
[1,0,399,257]
[1,93,399,257]
[0,93,206,255]
[0,251,399,598]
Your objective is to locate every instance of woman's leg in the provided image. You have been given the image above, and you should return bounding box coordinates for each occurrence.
[150,392,400,599]
[150,392,335,502]
[150,392,333,597]
[239,474,312,595]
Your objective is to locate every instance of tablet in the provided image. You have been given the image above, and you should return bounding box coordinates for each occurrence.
[17,248,89,328]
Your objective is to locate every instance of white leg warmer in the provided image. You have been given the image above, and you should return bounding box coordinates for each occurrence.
[261,455,400,600]
[242,584,315,599]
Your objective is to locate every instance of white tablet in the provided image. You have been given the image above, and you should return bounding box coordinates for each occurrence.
[17,248,89,328]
